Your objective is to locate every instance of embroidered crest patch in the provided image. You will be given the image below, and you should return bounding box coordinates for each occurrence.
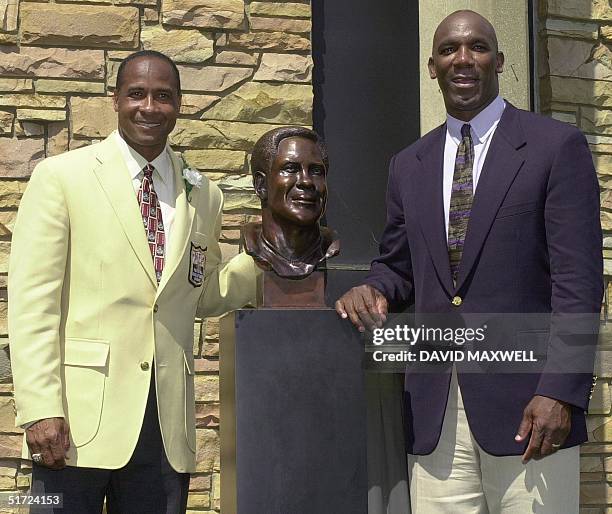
[189,242,206,287]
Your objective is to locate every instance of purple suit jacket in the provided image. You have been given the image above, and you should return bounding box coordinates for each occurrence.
[364,103,603,456]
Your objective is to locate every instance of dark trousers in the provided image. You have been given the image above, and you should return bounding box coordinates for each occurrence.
[30,376,190,514]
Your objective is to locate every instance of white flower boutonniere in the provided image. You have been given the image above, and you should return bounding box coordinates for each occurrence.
[182,167,202,201]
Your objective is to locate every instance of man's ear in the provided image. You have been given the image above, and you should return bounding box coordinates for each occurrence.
[496,52,505,74]
[253,171,267,201]
[428,57,437,79]
[112,90,119,113]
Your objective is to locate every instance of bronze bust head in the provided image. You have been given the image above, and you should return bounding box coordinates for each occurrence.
[242,126,339,279]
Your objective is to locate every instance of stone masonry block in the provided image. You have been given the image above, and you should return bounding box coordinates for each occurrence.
[47,122,69,157]
[0,47,104,79]
[250,2,310,18]
[141,25,214,64]
[161,0,245,29]
[70,97,116,138]
[550,77,612,108]
[548,39,612,82]
[183,149,246,172]
[20,4,139,49]
[177,65,253,92]
[0,139,45,178]
[253,53,313,82]
[228,31,310,52]
[249,16,310,33]
[34,80,105,95]
[170,119,286,151]
[203,82,312,124]
[0,0,18,31]
[16,110,66,122]
[547,0,612,21]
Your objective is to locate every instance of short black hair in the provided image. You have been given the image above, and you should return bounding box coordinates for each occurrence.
[115,50,181,94]
[251,126,329,178]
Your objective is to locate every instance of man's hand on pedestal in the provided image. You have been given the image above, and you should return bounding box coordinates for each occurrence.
[335,285,388,333]
[515,395,571,463]
[26,417,71,469]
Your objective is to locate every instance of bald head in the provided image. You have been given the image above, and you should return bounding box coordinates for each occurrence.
[433,10,499,54]
[427,9,504,121]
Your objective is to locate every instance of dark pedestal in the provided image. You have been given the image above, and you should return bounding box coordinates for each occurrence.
[220,309,367,514]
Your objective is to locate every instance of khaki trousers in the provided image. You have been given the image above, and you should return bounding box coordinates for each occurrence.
[407,370,579,514]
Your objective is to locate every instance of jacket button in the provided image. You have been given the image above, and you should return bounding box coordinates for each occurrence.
[153,304,159,313]
[140,361,150,371]
[451,296,462,306]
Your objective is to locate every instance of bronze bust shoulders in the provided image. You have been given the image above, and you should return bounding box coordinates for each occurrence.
[242,223,339,279]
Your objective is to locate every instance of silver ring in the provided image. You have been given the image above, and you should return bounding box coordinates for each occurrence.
[551,443,561,450]
[31,453,43,464]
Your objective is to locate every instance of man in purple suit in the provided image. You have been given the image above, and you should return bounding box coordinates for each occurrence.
[336,10,602,513]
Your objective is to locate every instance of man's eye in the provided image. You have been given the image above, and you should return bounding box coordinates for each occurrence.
[158,92,170,99]
[129,91,143,98]
[311,166,325,176]
[282,164,299,173]
[441,47,455,55]
[473,44,488,51]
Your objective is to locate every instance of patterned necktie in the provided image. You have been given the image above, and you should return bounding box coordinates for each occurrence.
[137,164,165,283]
[448,123,474,284]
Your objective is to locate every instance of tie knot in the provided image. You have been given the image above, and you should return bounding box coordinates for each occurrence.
[143,164,154,179]
[461,124,471,139]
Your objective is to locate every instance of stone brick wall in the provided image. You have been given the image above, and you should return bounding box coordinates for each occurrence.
[0,0,312,510]
[539,1,612,512]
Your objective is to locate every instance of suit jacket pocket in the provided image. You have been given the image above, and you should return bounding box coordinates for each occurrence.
[496,201,541,219]
[62,338,109,447]
[183,350,196,453]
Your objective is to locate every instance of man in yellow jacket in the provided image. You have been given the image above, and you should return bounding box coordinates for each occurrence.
[8,50,258,513]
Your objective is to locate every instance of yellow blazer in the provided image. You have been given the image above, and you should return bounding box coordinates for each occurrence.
[8,133,258,473]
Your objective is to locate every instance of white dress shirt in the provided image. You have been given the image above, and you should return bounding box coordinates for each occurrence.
[114,130,177,256]
[443,96,506,238]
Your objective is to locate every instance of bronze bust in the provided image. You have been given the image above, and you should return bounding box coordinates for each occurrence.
[242,126,339,279]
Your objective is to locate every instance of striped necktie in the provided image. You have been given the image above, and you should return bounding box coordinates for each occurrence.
[448,123,474,284]
[137,163,165,283]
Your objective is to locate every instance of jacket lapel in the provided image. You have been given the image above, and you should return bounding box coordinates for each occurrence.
[156,151,200,296]
[92,136,157,288]
[455,103,527,290]
[415,125,454,296]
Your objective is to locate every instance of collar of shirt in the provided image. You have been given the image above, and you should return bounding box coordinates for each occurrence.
[113,130,173,185]
[446,95,506,145]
